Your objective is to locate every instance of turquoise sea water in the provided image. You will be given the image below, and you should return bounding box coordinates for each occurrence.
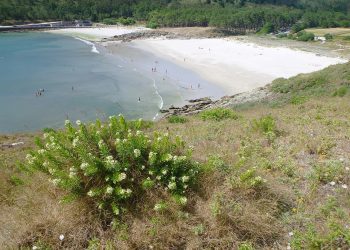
[0,32,223,133]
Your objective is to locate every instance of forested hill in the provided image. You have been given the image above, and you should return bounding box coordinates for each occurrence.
[1,0,350,33]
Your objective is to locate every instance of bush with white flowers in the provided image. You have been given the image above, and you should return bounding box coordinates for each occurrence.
[26,115,199,217]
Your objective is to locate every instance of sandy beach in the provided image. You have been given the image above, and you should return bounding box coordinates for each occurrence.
[130,38,347,94]
[49,26,348,95]
[48,26,149,41]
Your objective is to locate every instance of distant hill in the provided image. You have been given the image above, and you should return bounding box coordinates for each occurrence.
[0,0,349,32]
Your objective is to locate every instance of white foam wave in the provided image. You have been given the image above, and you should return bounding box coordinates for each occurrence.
[74,37,100,54]
[152,79,164,121]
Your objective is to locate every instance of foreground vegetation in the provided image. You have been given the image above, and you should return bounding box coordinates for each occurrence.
[1,62,349,249]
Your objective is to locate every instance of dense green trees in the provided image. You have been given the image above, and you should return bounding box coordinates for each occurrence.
[0,0,349,33]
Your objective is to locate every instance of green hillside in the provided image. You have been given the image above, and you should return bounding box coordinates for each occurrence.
[1,62,349,249]
[1,0,350,33]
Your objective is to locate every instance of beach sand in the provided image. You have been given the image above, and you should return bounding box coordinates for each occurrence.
[48,26,149,41]
[130,38,347,94]
[49,27,348,96]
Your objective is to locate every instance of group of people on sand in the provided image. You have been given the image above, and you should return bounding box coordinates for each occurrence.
[35,88,45,97]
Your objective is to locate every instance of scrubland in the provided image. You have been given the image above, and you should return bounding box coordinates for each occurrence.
[1,62,350,249]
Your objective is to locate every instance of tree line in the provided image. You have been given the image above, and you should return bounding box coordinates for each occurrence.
[0,0,349,33]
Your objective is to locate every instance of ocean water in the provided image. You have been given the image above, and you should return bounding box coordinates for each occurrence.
[0,32,224,133]
[0,33,166,133]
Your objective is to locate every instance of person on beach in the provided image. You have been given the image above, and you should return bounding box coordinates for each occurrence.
[138,97,141,102]
[198,83,201,89]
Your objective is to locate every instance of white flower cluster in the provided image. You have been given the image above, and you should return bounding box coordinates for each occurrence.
[181,176,190,183]
[173,155,187,163]
[134,149,141,158]
[37,149,46,155]
[87,190,95,197]
[105,155,117,167]
[72,137,79,148]
[26,154,36,165]
[154,203,164,211]
[168,182,177,190]
[69,167,77,178]
[149,152,157,164]
[80,162,89,170]
[118,188,132,196]
[179,196,187,205]
[98,140,105,149]
[106,186,114,194]
[164,153,173,162]
[45,142,60,151]
[50,178,60,186]
[117,173,127,182]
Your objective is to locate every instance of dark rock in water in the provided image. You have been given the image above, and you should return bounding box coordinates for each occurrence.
[160,109,169,113]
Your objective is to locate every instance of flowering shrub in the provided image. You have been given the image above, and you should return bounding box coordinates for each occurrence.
[26,115,199,217]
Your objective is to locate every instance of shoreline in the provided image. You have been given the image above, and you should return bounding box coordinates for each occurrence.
[59,26,346,97]
[1,26,349,133]
[126,38,347,95]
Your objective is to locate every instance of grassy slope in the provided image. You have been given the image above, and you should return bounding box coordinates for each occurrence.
[305,28,350,37]
[0,62,350,249]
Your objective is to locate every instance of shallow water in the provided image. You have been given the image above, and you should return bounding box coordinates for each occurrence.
[0,32,222,133]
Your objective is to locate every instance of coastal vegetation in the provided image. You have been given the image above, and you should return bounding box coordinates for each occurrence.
[1,60,349,249]
[25,116,199,218]
[1,0,350,34]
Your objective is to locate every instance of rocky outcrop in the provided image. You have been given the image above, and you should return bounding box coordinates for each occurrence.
[161,86,273,118]
[106,28,225,42]
[107,31,172,42]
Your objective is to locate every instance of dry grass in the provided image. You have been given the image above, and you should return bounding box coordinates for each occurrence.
[1,66,350,249]
[305,28,350,37]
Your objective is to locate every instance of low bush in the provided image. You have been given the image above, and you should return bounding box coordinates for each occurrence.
[231,168,266,190]
[290,95,308,105]
[25,115,199,217]
[312,161,345,184]
[102,18,118,25]
[253,115,276,134]
[200,108,239,121]
[117,17,136,25]
[147,20,159,29]
[333,86,348,97]
[258,22,275,34]
[167,115,188,124]
[296,31,315,42]
[102,17,136,25]
[324,33,333,40]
